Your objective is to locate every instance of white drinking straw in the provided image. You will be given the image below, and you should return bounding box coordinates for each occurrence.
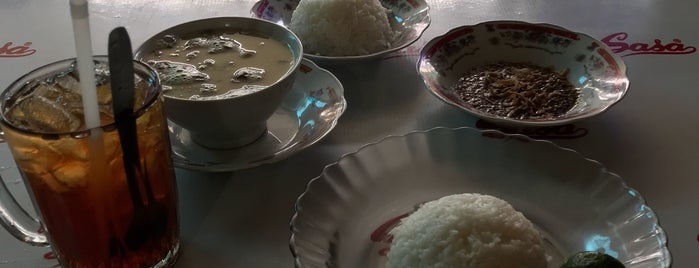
[68,0,109,244]
[69,0,108,177]
[70,0,102,131]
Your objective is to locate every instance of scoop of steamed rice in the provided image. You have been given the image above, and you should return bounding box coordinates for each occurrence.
[289,0,396,56]
[387,193,547,268]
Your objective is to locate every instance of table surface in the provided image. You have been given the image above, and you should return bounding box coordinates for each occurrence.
[0,0,697,267]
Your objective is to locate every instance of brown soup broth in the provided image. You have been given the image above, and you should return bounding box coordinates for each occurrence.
[143,31,293,99]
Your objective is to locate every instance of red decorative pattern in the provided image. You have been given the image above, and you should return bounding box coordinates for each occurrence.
[406,0,419,8]
[425,27,474,57]
[596,47,621,77]
[43,251,56,260]
[299,63,312,73]
[0,42,36,57]
[601,32,696,57]
[370,212,410,256]
[253,0,269,17]
[494,23,580,40]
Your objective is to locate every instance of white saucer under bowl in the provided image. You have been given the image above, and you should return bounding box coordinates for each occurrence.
[168,58,346,172]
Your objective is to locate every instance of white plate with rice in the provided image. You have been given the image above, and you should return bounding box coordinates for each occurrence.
[290,127,670,267]
[251,0,430,63]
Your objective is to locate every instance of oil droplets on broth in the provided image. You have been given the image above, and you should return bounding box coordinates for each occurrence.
[142,31,294,100]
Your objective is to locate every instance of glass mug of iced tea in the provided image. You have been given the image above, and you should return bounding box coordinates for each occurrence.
[0,56,180,267]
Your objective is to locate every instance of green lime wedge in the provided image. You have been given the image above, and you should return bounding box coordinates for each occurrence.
[561,251,625,268]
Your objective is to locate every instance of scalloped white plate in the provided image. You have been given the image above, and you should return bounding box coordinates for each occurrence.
[290,127,670,267]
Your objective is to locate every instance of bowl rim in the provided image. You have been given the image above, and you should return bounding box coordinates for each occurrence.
[133,16,304,102]
[416,20,630,127]
[288,126,670,267]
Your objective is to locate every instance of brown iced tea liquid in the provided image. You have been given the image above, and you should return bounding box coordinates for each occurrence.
[2,79,179,267]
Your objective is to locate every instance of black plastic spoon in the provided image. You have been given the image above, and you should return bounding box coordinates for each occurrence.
[108,26,167,251]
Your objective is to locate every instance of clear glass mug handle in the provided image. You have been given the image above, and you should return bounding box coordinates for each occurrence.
[0,131,49,246]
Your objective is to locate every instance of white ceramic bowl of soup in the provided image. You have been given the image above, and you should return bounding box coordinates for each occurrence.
[135,17,303,149]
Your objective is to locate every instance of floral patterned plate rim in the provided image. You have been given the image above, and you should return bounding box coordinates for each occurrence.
[418,21,629,127]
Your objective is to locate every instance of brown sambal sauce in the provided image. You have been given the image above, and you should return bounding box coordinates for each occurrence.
[450,62,579,120]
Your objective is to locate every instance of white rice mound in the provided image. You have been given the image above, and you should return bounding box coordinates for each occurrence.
[387,193,547,268]
[288,0,396,56]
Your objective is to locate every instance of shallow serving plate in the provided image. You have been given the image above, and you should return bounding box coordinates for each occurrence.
[418,21,629,127]
[251,0,430,63]
[290,127,670,267]
[168,58,346,172]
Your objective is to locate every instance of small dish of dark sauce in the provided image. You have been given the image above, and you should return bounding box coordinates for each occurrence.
[450,62,579,120]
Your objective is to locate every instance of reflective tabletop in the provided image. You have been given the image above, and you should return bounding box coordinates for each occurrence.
[1,0,697,267]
